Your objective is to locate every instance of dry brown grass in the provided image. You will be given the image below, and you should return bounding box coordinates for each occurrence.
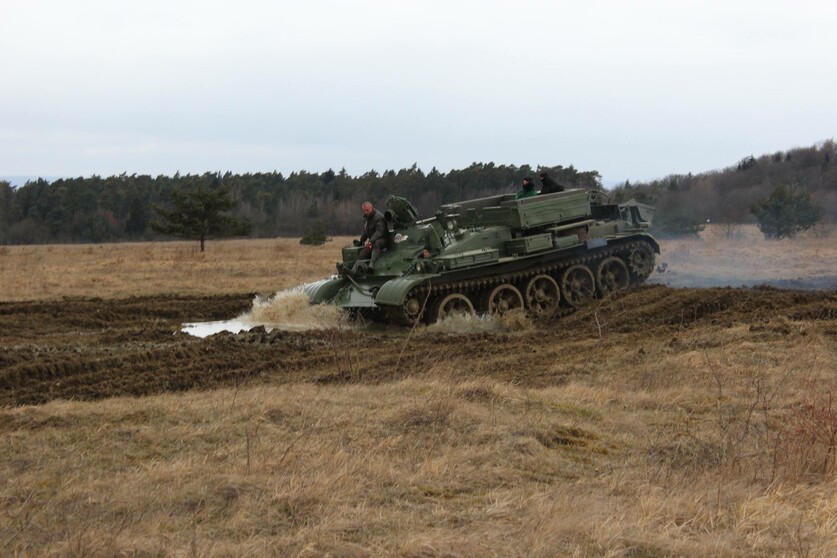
[2,225,834,302]
[0,237,353,302]
[3,361,836,556]
[1,231,836,556]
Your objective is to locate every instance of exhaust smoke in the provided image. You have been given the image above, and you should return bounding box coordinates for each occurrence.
[649,225,837,290]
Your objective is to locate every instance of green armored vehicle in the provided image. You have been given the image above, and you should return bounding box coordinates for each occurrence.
[304,189,659,324]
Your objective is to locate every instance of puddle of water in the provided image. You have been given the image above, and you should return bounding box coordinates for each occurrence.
[180,319,255,338]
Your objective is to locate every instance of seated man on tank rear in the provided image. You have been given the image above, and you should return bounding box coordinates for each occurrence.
[351,201,387,273]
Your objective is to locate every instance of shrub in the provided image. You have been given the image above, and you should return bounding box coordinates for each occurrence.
[299,222,330,246]
[751,184,824,239]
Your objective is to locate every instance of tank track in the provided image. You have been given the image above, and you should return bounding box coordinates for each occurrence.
[384,238,656,325]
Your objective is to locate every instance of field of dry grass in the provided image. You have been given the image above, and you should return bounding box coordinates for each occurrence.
[1,225,834,302]
[0,238,352,302]
[1,227,836,556]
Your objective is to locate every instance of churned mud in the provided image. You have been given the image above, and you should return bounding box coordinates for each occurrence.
[1,287,835,406]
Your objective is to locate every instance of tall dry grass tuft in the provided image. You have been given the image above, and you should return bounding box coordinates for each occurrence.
[774,390,837,482]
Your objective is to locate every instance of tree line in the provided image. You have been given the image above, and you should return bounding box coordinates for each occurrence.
[0,163,599,244]
[0,140,833,246]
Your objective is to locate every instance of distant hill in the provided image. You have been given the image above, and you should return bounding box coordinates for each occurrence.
[609,140,836,233]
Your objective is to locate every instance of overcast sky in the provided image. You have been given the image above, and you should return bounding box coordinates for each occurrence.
[1,0,835,184]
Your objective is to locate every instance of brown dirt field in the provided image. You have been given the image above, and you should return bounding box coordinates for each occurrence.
[2,286,834,407]
[2,235,837,556]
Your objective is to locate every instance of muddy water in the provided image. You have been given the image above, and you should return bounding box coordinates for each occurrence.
[181,319,256,338]
[182,285,537,337]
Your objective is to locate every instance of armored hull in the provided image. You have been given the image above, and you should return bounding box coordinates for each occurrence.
[305,189,659,324]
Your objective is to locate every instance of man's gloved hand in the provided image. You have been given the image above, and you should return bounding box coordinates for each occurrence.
[352,239,362,247]
[365,242,373,251]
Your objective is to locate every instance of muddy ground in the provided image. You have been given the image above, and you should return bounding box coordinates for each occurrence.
[1,286,835,407]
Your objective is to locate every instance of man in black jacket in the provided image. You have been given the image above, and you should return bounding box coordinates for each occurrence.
[539,170,565,194]
[352,201,387,272]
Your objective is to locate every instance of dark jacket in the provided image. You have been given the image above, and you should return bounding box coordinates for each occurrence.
[360,209,387,244]
[539,173,565,194]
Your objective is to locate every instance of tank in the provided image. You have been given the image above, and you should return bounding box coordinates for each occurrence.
[304,189,659,324]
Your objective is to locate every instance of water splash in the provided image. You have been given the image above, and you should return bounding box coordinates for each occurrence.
[182,285,344,337]
[241,286,344,330]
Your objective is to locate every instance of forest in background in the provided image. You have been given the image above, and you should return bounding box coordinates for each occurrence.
[0,164,597,244]
[0,140,834,245]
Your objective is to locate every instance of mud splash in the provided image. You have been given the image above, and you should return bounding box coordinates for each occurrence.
[182,286,345,337]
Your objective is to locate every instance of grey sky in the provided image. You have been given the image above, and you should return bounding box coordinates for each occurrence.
[1,0,835,184]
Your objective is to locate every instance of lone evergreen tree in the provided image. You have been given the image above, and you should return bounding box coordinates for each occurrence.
[750,184,824,239]
[151,185,251,251]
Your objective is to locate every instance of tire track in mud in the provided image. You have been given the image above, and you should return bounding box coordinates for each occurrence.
[562,285,837,333]
[0,287,834,407]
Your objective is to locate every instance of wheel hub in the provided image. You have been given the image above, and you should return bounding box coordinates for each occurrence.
[405,298,420,315]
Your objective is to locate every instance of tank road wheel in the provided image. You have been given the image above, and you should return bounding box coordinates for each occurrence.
[628,243,655,282]
[561,264,596,308]
[596,256,630,296]
[482,284,524,317]
[401,292,425,324]
[524,274,561,317]
[432,293,476,322]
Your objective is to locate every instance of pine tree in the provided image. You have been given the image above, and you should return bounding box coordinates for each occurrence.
[751,184,824,239]
[151,185,250,251]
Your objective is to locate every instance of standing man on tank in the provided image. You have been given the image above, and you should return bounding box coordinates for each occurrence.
[514,177,539,200]
[539,170,565,194]
[352,201,387,273]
